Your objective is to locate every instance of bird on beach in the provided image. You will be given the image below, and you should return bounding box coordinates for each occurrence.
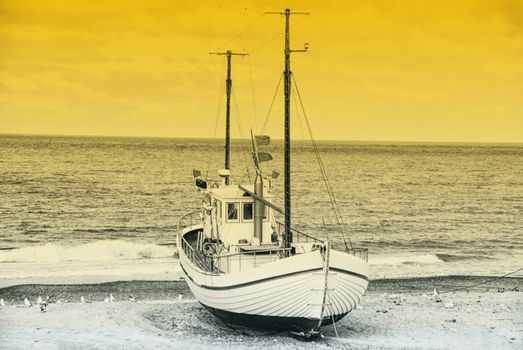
[37,296,48,312]
[24,298,31,307]
[109,293,115,302]
[433,288,442,303]
[40,304,47,312]
[80,296,85,303]
[0,298,5,307]
[104,297,110,303]
[177,294,183,301]
[128,294,136,302]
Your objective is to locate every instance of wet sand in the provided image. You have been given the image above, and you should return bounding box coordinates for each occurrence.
[0,276,521,349]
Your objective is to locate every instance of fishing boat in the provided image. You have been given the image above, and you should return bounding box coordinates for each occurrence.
[178,9,369,335]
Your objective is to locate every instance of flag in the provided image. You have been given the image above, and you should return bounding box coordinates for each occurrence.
[255,135,270,146]
[271,171,280,179]
[193,169,201,178]
[258,152,273,162]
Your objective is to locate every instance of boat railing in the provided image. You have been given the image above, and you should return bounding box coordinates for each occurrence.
[275,221,368,262]
[180,233,222,273]
[181,232,291,274]
[348,247,368,262]
[274,221,324,244]
[178,211,202,233]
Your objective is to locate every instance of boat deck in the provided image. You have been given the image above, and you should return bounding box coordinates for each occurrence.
[181,229,286,274]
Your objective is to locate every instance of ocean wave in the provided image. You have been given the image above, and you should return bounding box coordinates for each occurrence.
[0,240,176,263]
[370,254,445,265]
[370,253,495,266]
[435,253,493,262]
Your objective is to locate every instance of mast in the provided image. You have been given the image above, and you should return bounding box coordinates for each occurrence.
[268,9,308,250]
[225,52,232,178]
[283,9,292,249]
[209,50,248,185]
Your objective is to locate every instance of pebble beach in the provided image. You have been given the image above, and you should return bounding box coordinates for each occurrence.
[1,276,521,349]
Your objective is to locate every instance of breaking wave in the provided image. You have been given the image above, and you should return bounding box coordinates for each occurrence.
[0,240,176,263]
[370,254,445,265]
[370,253,491,266]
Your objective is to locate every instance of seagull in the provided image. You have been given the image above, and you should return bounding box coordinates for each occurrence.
[433,288,442,303]
[177,294,183,301]
[109,294,115,302]
[104,297,110,303]
[444,300,455,309]
[0,298,5,306]
[80,296,85,303]
[36,296,47,312]
[24,298,31,307]
[128,295,136,302]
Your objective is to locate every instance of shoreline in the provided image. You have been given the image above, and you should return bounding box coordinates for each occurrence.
[0,275,520,304]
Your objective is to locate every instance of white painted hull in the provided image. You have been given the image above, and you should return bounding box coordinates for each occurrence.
[178,225,369,332]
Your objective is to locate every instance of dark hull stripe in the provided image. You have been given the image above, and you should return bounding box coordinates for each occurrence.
[182,264,325,291]
[332,267,369,284]
[200,302,348,332]
[180,258,368,291]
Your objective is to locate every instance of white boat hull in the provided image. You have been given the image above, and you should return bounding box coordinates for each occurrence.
[178,226,369,332]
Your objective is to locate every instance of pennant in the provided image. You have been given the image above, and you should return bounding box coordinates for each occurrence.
[255,135,270,146]
[258,152,273,162]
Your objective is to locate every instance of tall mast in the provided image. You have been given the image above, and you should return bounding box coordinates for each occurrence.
[210,50,247,185]
[268,9,308,250]
[283,9,292,249]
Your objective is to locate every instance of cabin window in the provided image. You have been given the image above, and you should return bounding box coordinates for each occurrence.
[216,199,222,221]
[227,202,239,221]
[243,203,253,221]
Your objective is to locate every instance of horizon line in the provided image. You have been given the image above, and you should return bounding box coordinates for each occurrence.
[0,132,521,145]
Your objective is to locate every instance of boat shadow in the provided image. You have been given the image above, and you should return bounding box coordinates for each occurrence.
[143,300,375,346]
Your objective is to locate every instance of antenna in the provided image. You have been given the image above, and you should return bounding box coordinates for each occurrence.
[209,50,248,185]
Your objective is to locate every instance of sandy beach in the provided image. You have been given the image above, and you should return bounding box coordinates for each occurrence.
[1,276,521,349]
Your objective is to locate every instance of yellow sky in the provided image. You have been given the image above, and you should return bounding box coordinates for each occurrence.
[1,0,522,142]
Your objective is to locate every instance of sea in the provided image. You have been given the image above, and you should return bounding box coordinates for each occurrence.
[1,134,522,287]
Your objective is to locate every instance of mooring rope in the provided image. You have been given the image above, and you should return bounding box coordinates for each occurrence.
[439,266,523,294]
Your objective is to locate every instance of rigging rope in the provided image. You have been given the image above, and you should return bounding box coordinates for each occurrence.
[231,86,252,183]
[250,15,310,55]
[248,56,258,132]
[260,73,283,134]
[206,56,227,180]
[291,73,353,250]
[216,13,266,51]
[292,81,307,140]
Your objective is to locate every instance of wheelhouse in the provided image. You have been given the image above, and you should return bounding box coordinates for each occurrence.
[202,185,275,247]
